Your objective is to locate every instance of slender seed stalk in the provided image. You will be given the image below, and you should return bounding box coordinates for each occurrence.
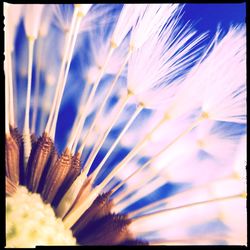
[81,93,132,179]
[38,76,55,135]
[70,115,84,154]
[112,163,169,207]
[62,114,205,229]
[64,110,209,229]
[96,114,205,198]
[70,80,92,153]
[63,183,103,229]
[31,36,42,134]
[149,235,233,245]
[5,55,10,135]
[12,53,18,127]
[77,50,132,154]
[119,173,238,218]
[90,111,170,184]
[67,45,115,151]
[4,28,10,135]
[4,5,10,135]
[114,116,215,201]
[45,6,79,136]
[49,13,84,140]
[110,160,149,199]
[130,193,245,221]
[7,50,15,127]
[23,37,35,167]
[90,104,143,183]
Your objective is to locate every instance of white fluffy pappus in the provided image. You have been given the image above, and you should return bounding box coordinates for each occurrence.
[85,27,130,84]
[151,120,243,185]
[232,134,246,179]
[111,4,146,48]
[130,4,180,50]
[23,4,45,39]
[128,175,245,244]
[38,5,54,38]
[119,110,164,149]
[197,26,246,123]
[127,17,207,109]
[52,4,106,33]
[4,3,23,52]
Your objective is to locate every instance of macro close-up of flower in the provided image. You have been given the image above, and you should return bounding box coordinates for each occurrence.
[4,3,247,247]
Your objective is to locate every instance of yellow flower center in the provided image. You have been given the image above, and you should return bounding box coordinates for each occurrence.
[6,186,77,247]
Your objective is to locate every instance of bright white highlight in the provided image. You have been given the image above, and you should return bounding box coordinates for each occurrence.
[111,4,145,47]
[23,4,45,39]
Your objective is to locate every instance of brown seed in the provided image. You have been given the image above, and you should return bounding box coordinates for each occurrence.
[26,132,54,193]
[6,176,17,196]
[10,129,37,185]
[30,133,38,149]
[42,148,72,204]
[65,152,81,190]
[53,152,81,207]
[76,213,132,245]
[10,126,23,148]
[5,133,20,185]
[10,127,25,184]
[38,148,59,194]
[72,191,113,235]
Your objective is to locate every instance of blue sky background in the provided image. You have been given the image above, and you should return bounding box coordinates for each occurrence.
[182,3,246,40]
[183,3,246,29]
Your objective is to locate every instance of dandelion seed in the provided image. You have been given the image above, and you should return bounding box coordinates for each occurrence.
[4,3,23,128]
[4,3,246,247]
[22,4,45,167]
[77,9,205,186]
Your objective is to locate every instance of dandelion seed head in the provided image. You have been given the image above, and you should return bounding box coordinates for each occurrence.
[4,3,246,246]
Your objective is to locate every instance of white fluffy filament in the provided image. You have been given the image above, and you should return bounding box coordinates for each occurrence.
[130,193,245,226]
[4,7,10,134]
[130,4,179,49]
[111,4,145,48]
[66,5,141,151]
[73,49,132,155]
[4,3,23,128]
[45,5,81,138]
[23,4,44,40]
[23,37,35,166]
[49,12,84,140]
[199,26,246,123]
[89,104,144,183]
